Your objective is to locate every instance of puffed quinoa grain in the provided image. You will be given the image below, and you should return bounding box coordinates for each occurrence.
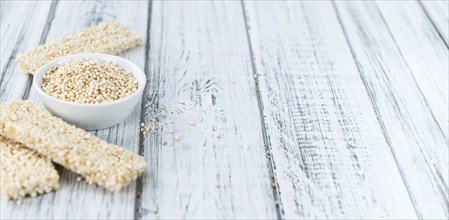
[0,100,147,192]
[41,59,138,104]
[16,20,141,74]
[0,136,60,200]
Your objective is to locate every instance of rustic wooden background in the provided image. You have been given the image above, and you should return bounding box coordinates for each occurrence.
[1,0,448,219]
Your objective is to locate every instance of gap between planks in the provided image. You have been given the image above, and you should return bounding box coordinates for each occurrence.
[334,1,448,218]
[2,1,149,219]
[418,0,449,47]
[21,0,59,100]
[137,1,278,218]
[332,2,422,218]
[134,0,153,219]
[0,1,52,101]
[374,2,448,143]
[240,0,283,219]
[243,1,434,218]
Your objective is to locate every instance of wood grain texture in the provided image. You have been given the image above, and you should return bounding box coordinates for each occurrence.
[334,1,449,219]
[0,0,52,101]
[1,1,149,219]
[137,1,278,219]
[243,1,420,219]
[420,0,449,46]
[1,0,447,219]
[377,1,449,141]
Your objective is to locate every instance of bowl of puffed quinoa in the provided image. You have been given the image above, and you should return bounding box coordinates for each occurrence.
[33,53,146,130]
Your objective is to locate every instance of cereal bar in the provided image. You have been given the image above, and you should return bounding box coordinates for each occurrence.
[16,20,141,74]
[1,136,60,200]
[0,100,147,192]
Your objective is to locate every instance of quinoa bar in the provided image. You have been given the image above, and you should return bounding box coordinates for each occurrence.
[16,20,141,74]
[1,136,60,200]
[0,100,147,192]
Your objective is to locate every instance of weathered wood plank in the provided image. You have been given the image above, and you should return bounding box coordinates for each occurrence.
[1,1,149,219]
[243,1,419,218]
[334,2,448,218]
[0,0,52,101]
[377,1,449,141]
[137,1,278,219]
[420,0,449,46]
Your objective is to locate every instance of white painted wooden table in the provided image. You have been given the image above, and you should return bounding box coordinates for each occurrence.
[1,1,448,219]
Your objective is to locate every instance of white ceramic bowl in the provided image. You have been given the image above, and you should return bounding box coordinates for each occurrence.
[33,53,146,130]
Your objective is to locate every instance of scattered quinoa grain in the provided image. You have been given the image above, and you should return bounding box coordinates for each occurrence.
[266,150,272,158]
[275,200,280,207]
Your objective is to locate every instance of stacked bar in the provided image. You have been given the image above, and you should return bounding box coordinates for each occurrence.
[0,100,147,192]
[1,136,60,200]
